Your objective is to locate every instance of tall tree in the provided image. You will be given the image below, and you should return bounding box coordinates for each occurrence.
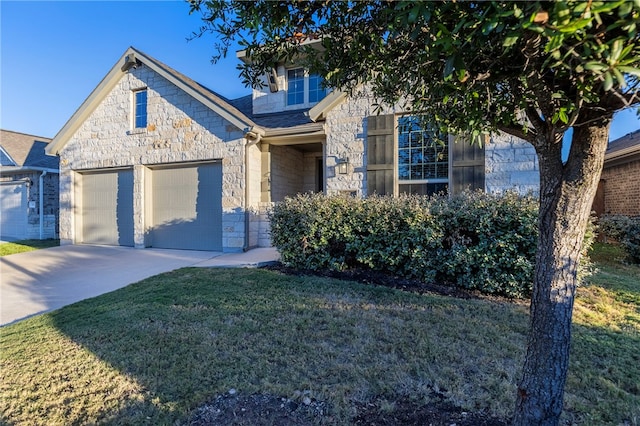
[189,1,639,424]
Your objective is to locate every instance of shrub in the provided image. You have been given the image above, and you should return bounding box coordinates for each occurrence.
[428,191,538,298]
[270,192,543,298]
[598,215,640,264]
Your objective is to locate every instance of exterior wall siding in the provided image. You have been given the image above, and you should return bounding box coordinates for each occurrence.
[58,63,248,251]
[270,145,304,202]
[323,92,539,197]
[485,132,540,195]
[0,171,59,239]
[601,160,640,216]
[324,89,396,196]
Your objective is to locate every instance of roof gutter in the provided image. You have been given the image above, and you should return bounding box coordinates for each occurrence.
[0,166,59,174]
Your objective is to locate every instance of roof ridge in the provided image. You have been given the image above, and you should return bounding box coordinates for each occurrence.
[130,46,256,128]
[0,129,52,141]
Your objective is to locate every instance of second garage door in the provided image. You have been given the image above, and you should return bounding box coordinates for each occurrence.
[149,162,222,251]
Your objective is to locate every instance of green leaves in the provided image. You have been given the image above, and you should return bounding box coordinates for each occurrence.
[191,0,640,140]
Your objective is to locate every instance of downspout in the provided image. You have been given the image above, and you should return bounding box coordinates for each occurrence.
[39,170,47,239]
[243,128,263,251]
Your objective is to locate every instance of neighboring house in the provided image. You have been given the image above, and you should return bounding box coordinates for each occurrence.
[1,130,59,240]
[46,46,539,252]
[593,130,640,216]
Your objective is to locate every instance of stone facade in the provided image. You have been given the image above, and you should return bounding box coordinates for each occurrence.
[54,48,543,252]
[322,90,539,197]
[59,63,248,251]
[485,132,540,195]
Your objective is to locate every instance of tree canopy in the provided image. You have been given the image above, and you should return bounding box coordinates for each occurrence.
[191,1,639,147]
[189,1,639,424]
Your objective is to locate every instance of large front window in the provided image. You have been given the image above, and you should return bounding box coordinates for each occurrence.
[398,116,448,195]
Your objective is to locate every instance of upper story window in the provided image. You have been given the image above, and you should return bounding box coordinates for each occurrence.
[286,68,327,107]
[308,74,325,103]
[287,68,305,105]
[398,116,449,196]
[134,89,147,129]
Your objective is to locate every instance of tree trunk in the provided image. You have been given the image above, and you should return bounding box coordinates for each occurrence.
[512,116,612,425]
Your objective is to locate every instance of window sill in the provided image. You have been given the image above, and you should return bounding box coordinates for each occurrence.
[127,128,148,136]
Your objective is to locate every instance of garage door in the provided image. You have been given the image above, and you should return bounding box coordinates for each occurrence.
[149,162,222,251]
[81,169,134,246]
[0,182,28,240]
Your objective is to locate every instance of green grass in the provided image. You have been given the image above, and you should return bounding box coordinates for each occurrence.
[0,239,59,256]
[1,244,638,425]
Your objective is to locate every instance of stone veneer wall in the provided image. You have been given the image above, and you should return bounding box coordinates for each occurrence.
[324,89,396,196]
[600,159,640,216]
[58,63,249,251]
[270,145,305,202]
[324,92,541,197]
[485,132,540,195]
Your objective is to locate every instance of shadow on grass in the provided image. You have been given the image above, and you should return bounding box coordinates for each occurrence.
[8,265,636,425]
[39,268,529,424]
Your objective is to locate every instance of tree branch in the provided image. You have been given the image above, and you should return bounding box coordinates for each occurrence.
[497,124,535,143]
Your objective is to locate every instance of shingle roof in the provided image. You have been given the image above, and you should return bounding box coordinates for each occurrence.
[0,130,58,170]
[138,50,258,129]
[227,95,316,129]
[607,129,640,154]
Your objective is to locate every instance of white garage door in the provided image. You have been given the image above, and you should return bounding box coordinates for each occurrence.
[0,182,28,240]
[149,162,222,251]
[80,169,134,246]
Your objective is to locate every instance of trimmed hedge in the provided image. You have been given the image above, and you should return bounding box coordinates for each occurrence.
[269,191,539,298]
[598,215,640,264]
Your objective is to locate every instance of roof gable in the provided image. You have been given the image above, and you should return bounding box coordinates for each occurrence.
[47,47,260,156]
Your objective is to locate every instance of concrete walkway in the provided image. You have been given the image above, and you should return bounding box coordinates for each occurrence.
[0,245,279,326]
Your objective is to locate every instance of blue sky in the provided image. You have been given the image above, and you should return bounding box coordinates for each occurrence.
[1,1,639,143]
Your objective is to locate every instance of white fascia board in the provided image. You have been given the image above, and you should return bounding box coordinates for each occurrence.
[0,166,59,174]
[308,90,348,122]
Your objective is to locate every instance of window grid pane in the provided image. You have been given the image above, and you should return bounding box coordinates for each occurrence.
[308,74,326,103]
[397,117,448,185]
[135,90,147,129]
[287,68,305,105]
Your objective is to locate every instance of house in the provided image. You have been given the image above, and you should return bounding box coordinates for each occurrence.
[1,130,59,240]
[46,46,539,252]
[593,130,640,216]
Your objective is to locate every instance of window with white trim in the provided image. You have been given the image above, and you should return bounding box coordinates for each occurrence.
[397,116,449,195]
[286,68,327,106]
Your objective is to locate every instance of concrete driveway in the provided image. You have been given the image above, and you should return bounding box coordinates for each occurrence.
[0,244,221,326]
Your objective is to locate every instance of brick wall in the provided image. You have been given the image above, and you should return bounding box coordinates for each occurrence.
[600,159,640,216]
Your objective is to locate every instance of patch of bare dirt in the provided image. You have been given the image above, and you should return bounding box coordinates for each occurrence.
[184,391,329,425]
[184,391,509,425]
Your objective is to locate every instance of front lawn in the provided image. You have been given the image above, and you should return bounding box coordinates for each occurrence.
[0,239,59,256]
[0,243,638,425]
